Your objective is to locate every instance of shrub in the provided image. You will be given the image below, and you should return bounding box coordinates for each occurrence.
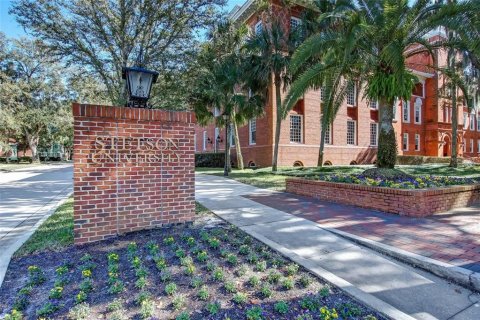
[172,294,186,311]
[163,236,175,246]
[246,306,264,320]
[79,279,93,292]
[319,306,339,320]
[224,281,237,293]
[13,296,28,311]
[186,237,196,247]
[140,299,155,319]
[208,237,220,249]
[337,302,362,318]
[27,265,46,285]
[260,284,272,298]
[198,285,209,300]
[108,280,125,294]
[155,257,167,270]
[247,253,259,264]
[127,242,137,257]
[190,276,203,288]
[285,263,299,276]
[106,298,123,312]
[319,286,330,298]
[232,292,248,304]
[267,270,281,284]
[76,291,87,304]
[274,301,289,314]
[184,264,196,276]
[300,295,320,311]
[282,277,294,290]
[165,283,177,296]
[67,302,90,320]
[3,310,23,320]
[206,301,221,315]
[176,311,190,320]
[236,264,248,277]
[248,276,260,288]
[55,265,69,277]
[108,310,128,320]
[212,268,224,282]
[180,256,193,267]
[220,249,229,258]
[160,270,172,282]
[36,302,59,317]
[146,241,159,256]
[49,286,63,299]
[135,291,152,306]
[175,248,186,258]
[299,275,313,288]
[255,261,267,272]
[226,253,238,266]
[239,245,250,255]
[135,277,148,289]
[206,262,216,272]
[195,152,224,167]
[196,251,208,263]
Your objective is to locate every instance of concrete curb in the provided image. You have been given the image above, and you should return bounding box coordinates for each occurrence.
[324,227,480,293]
[240,226,416,320]
[0,190,73,288]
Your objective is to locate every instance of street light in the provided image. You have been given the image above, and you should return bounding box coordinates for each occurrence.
[122,66,159,108]
[222,113,230,177]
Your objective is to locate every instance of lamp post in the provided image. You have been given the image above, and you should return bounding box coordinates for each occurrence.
[122,67,159,108]
[222,113,230,177]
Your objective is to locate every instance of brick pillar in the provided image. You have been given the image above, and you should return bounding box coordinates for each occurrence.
[72,103,196,245]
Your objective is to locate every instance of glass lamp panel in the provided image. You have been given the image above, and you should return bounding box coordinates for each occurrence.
[128,71,153,99]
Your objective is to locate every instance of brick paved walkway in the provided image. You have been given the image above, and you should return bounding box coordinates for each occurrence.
[245,192,480,273]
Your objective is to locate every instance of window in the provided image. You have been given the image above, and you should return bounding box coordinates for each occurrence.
[290,17,301,30]
[324,124,331,144]
[470,114,475,130]
[194,134,197,152]
[478,140,480,153]
[403,100,410,123]
[203,131,207,150]
[346,82,356,106]
[393,99,398,121]
[320,87,326,101]
[255,21,263,35]
[403,133,409,151]
[229,124,235,147]
[470,139,474,153]
[412,82,425,97]
[414,98,422,124]
[214,127,219,149]
[463,112,468,129]
[249,119,257,145]
[347,120,356,145]
[415,134,420,151]
[290,115,303,143]
[370,100,378,109]
[477,114,480,131]
[370,123,378,146]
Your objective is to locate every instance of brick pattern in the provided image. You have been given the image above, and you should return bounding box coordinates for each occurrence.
[73,103,196,245]
[286,178,480,217]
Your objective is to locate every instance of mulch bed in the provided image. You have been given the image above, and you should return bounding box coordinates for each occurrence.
[0,217,385,320]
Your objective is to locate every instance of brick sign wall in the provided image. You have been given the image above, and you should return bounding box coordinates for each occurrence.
[73,103,196,244]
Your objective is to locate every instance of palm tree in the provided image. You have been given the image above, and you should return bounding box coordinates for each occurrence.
[287,0,477,169]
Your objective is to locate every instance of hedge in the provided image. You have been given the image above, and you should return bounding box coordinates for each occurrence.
[195,153,225,167]
[396,155,458,165]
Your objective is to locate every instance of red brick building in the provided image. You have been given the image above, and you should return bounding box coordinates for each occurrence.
[194,0,480,167]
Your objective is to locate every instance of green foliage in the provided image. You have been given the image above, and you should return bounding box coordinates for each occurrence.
[175,248,186,258]
[224,281,237,293]
[3,310,23,320]
[233,292,248,305]
[67,303,91,320]
[274,301,289,314]
[172,294,186,311]
[236,264,248,277]
[226,253,238,266]
[206,301,221,315]
[165,283,177,296]
[76,291,87,304]
[337,302,362,318]
[160,270,172,282]
[299,275,313,288]
[212,268,224,282]
[164,236,175,246]
[255,261,267,272]
[198,285,210,300]
[319,286,331,298]
[196,251,208,263]
[282,277,295,290]
[106,299,123,312]
[260,284,273,298]
[36,302,59,317]
[285,263,299,276]
[140,299,155,319]
[300,295,320,311]
[49,286,63,299]
[135,291,152,306]
[176,312,190,320]
[267,270,281,284]
[239,245,250,255]
[190,276,203,288]
[27,265,45,285]
[249,275,260,288]
[246,306,264,320]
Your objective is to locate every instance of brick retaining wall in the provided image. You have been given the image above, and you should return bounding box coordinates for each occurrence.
[286,178,480,217]
[73,103,196,244]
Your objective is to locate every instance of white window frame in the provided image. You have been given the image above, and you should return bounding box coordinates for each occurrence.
[370,123,378,147]
[414,98,422,124]
[403,133,409,151]
[290,16,302,30]
[412,81,425,98]
[203,131,207,151]
[255,21,263,35]
[324,124,332,145]
[470,113,475,130]
[229,124,235,147]
[346,82,356,106]
[370,100,378,110]
[320,87,326,101]
[403,100,410,123]
[346,120,356,145]
[249,119,257,145]
[415,134,420,151]
[463,112,468,129]
[289,114,303,143]
[214,127,219,150]
[477,114,480,131]
[470,139,474,153]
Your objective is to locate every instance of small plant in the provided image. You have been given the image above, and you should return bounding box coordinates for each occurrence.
[132,256,141,269]
[180,256,193,267]
[270,257,285,268]
[285,263,299,276]
[299,275,312,288]
[76,291,88,304]
[267,270,281,284]
[319,306,339,320]
[196,250,208,263]
[127,242,138,257]
[165,282,177,295]
[198,285,209,300]
[27,265,46,285]
[172,294,186,311]
[107,252,119,263]
[300,295,320,311]
[208,237,220,249]
[186,236,196,247]
[3,310,23,320]
[12,296,28,311]
[55,265,69,277]
[108,280,125,294]
[232,292,248,304]
[243,236,253,245]
[80,254,92,262]
[107,298,123,312]
[319,286,330,298]
[175,248,186,258]
[212,268,224,282]
[176,311,190,320]
[274,301,289,314]
[135,277,148,289]
[184,264,196,276]
[155,257,167,270]
[82,269,92,278]
[200,231,210,241]
[260,284,272,298]
[255,260,267,272]
[206,262,216,272]
[338,302,362,318]
[224,281,237,293]
[36,302,59,317]
[238,244,250,255]
[160,269,172,282]
[226,253,238,266]
[248,275,260,288]
[205,301,221,315]
[220,249,229,258]
[236,264,248,276]
[190,276,203,288]
[136,267,148,278]
[164,236,175,246]
[247,253,259,264]
[246,306,264,320]
[49,286,63,299]
[79,279,93,292]
[135,291,152,306]
[282,277,294,290]
[140,299,155,319]
[146,241,159,256]
[68,302,91,320]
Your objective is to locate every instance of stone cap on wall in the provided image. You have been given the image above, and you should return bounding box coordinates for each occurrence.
[72,103,196,123]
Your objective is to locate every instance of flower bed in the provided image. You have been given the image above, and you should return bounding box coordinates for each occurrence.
[0,218,383,320]
[286,178,480,217]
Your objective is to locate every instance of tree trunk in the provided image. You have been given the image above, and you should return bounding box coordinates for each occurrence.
[448,44,458,168]
[232,117,244,170]
[224,119,230,176]
[317,119,327,167]
[272,74,282,172]
[26,132,40,163]
[377,97,397,168]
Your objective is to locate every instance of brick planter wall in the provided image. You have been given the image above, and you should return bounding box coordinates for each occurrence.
[73,103,196,244]
[286,178,480,217]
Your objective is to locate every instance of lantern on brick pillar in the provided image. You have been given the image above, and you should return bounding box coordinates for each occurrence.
[122,66,159,108]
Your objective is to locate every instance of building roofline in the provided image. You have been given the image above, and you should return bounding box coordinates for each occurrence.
[409,69,435,79]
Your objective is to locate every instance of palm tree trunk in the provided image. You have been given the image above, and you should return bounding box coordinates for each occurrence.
[232,116,244,170]
[224,119,231,176]
[448,44,458,168]
[317,111,327,167]
[272,74,282,172]
[377,97,397,168]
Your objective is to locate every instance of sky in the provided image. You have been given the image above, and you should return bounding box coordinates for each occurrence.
[0,0,247,39]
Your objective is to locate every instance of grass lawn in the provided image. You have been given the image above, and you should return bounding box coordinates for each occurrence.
[1,198,383,320]
[196,164,480,191]
[0,163,42,172]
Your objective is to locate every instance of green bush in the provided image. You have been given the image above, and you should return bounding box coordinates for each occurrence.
[195,153,224,167]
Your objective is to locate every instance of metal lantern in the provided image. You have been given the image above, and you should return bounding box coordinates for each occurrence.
[122,66,159,108]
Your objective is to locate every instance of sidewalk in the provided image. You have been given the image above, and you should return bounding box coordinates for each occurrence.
[196,173,480,320]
